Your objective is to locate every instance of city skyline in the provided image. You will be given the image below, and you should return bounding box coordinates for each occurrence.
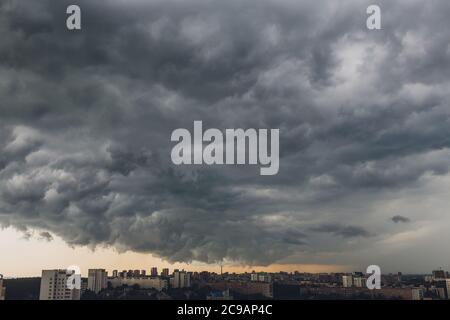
[4,265,450,300]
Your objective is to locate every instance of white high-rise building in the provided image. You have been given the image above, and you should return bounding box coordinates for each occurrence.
[88,269,108,294]
[172,270,191,288]
[0,274,6,300]
[342,275,353,288]
[39,270,81,300]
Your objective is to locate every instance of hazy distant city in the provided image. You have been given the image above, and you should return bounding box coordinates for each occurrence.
[1,267,450,300]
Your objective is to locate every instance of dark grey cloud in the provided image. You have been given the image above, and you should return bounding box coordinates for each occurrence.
[391,215,411,223]
[1,0,450,269]
[310,224,372,238]
[39,231,53,242]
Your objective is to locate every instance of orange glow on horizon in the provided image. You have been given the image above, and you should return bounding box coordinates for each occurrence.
[0,227,351,278]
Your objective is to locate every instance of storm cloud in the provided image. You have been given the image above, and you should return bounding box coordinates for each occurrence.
[391,215,411,223]
[310,224,372,238]
[1,0,450,269]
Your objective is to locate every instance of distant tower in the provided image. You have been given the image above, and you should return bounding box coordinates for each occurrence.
[161,268,169,277]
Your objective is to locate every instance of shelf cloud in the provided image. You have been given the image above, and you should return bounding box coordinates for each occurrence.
[1,0,450,269]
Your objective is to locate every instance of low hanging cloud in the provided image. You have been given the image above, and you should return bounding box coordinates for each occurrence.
[310,224,372,238]
[1,0,450,268]
[391,215,411,224]
[39,231,54,242]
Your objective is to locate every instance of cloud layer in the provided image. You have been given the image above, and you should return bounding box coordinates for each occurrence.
[1,0,450,269]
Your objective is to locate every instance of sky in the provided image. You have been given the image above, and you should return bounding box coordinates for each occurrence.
[1,0,450,277]
[0,227,350,277]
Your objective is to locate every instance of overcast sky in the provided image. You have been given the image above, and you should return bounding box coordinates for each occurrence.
[1,0,450,274]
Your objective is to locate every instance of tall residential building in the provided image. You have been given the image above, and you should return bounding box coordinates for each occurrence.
[0,274,6,300]
[151,267,158,277]
[112,270,118,278]
[39,270,81,300]
[88,269,108,294]
[161,268,169,277]
[342,275,353,288]
[133,270,141,277]
[172,270,191,288]
[141,270,146,276]
[353,277,365,288]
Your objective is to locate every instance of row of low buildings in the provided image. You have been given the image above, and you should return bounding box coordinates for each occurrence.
[411,279,450,300]
[37,268,273,300]
[38,268,192,300]
[207,280,273,298]
[250,272,271,283]
[111,267,170,278]
[342,272,367,288]
[411,269,450,300]
[340,270,450,300]
[21,267,450,300]
[107,269,191,291]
